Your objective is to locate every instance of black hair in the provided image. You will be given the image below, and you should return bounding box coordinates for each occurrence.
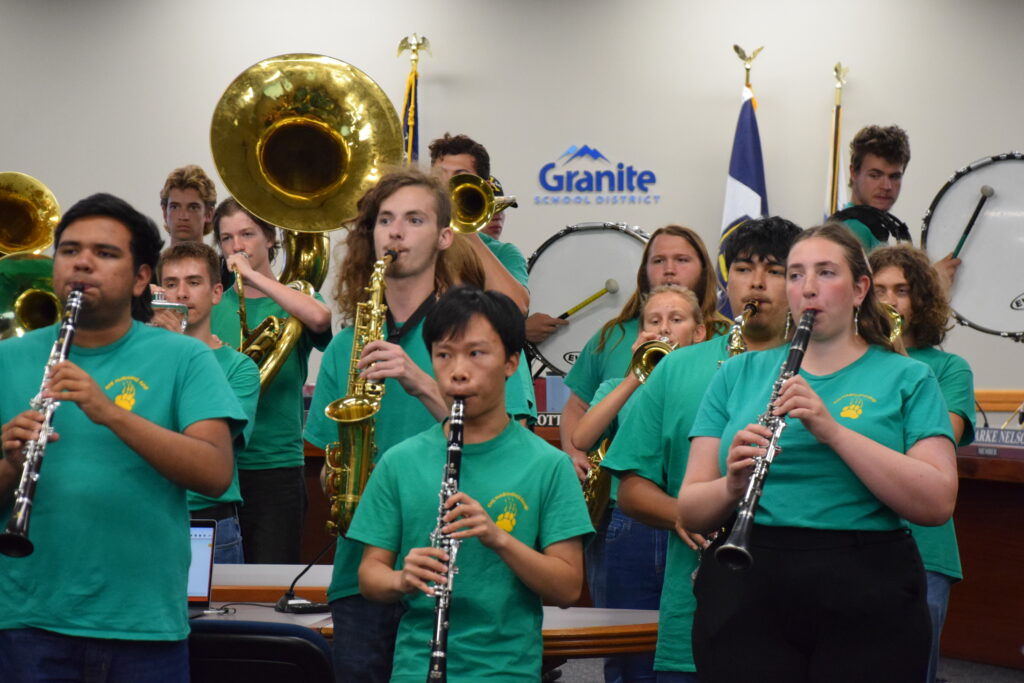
[721,216,803,273]
[54,192,164,322]
[423,286,524,359]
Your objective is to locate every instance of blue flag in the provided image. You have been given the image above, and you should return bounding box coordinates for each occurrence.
[718,85,769,317]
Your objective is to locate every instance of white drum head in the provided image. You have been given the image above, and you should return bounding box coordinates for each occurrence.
[922,153,1024,340]
[528,222,649,375]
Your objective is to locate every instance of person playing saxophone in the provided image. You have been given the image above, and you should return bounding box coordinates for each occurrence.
[304,169,454,683]
[351,286,592,682]
[0,194,247,681]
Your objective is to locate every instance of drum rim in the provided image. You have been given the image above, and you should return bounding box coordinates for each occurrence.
[920,151,1024,340]
[526,221,650,375]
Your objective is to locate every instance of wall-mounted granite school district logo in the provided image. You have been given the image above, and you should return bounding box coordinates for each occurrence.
[105,376,150,412]
[487,491,529,533]
[833,393,877,420]
[535,145,660,206]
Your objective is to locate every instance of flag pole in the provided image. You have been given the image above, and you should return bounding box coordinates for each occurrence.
[398,33,430,164]
[827,62,849,216]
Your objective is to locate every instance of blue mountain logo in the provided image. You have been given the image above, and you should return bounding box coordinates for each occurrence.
[558,145,610,165]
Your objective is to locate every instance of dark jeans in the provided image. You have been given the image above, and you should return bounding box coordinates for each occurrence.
[587,507,668,683]
[330,594,406,683]
[693,525,929,683]
[238,466,307,564]
[0,628,188,683]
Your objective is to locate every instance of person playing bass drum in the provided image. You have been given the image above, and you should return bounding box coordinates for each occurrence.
[680,223,958,682]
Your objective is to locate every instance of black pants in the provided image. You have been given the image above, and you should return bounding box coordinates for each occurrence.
[692,525,930,683]
[237,466,307,564]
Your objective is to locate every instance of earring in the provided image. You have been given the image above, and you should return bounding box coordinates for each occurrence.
[853,306,860,335]
[784,312,793,339]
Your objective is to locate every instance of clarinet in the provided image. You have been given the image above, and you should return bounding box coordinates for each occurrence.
[426,398,465,682]
[0,286,85,558]
[715,309,816,571]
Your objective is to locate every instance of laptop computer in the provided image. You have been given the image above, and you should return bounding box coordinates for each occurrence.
[187,519,217,619]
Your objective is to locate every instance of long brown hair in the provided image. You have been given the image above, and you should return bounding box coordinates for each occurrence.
[597,225,725,351]
[791,223,896,352]
[336,168,452,321]
[868,243,951,347]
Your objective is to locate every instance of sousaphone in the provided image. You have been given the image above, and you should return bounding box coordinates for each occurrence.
[210,54,403,388]
[0,172,61,339]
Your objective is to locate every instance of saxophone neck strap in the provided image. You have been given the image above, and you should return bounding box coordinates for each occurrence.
[386,291,437,344]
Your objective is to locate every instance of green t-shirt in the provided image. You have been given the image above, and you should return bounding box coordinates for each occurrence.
[481,232,536,423]
[565,318,640,404]
[692,345,954,530]
[0,322,247,641]
[188,345,260,510]
[210,288,332,469]
[601,334,730,672]
[347,420,593,682]
[906,346,975,580]
[304,317,439,601]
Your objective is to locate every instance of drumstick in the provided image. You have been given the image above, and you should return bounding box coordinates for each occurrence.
[559,279,620,319]
[951,185,994,258]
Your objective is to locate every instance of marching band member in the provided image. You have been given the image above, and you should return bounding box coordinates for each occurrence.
[870,243,974,683]
[157,241,260,564]
[429,133,536,424]
[571,284,706,683]
[304,169,451,682]
[210,198,332,564]
[159,164,217,247]
[680,223,957,682]
[0,194,246,682]
[351,286,592,682]
[560,225,726,481]
[601,217,801,682]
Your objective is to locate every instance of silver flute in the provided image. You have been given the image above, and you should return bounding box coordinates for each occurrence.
[426,398,465,682]
[0,286,85,558]
[715,309,816,571]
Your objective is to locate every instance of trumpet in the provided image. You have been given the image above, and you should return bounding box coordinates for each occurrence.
[449,174,517,234]
[0,286,85,557]
[715,309,816,571]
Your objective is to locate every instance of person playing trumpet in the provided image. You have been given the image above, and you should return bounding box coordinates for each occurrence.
[210,198,332,564]
[571,284,706,683]
[680,223,957,682]
[599,216,800,682]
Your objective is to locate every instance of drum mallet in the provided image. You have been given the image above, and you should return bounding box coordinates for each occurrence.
[951,185,994,258]
[559,279,620,319]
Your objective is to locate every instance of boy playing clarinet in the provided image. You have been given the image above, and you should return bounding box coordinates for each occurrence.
[349,286,592,681]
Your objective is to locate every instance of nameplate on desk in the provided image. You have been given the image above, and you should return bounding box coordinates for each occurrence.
[536,412,561,428]
[963,428,1024,460]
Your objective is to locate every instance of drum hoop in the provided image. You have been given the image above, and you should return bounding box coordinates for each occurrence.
[527,222,650,375]
[920,151,1024,341]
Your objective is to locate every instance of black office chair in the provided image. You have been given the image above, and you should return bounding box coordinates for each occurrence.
[189,619,334,683]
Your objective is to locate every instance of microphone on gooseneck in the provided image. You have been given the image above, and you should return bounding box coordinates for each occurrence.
[274,539,336,614]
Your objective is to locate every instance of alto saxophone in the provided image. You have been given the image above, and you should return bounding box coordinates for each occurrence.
[727,301,759,357]
[323,251,396,537]
[715,309,816,571]
[0,286,85,558]
[427,398,465,682]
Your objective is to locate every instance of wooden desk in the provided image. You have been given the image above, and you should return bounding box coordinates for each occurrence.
[209,565,657,658]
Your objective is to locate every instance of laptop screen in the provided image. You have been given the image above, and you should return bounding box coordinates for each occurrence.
[187,520,216,606]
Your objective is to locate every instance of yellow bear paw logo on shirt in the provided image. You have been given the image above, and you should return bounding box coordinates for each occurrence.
[115,381,136,411]
[495,499,518,533]
[840,400,863,419]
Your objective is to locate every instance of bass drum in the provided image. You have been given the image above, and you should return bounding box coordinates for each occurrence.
[528,222,649,375]
[921,152,1024,341]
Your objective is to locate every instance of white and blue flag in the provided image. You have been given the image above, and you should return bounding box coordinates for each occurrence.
[717,85,769,316]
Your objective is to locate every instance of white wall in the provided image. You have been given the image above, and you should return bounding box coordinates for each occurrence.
[3,0,1022,392]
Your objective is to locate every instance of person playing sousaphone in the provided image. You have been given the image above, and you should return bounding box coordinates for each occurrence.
[210,198,332,565]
